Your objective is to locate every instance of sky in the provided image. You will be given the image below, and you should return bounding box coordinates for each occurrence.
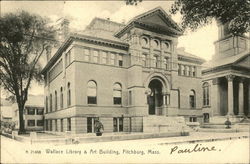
[1,0,218,96]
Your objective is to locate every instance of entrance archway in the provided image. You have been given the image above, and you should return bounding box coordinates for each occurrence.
[147,79,163,115]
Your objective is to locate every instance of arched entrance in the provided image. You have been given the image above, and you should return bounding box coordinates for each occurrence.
[147,79,163,115]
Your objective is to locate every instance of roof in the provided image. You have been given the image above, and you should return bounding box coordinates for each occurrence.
[177,48,206,64]
[202,51,250,71]
[25,94,44,107]
[115,6,183,37]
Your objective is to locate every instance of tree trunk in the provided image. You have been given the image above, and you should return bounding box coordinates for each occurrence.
[18,104,26,134]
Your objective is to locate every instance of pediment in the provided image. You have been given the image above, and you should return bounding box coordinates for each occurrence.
[234,54,250,69]
[134,9,183,35]
[115,7,183,37]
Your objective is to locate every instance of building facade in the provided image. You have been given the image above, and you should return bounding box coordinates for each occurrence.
[42,7,205,134]
[12,95,44,131]
[202,21,250,123]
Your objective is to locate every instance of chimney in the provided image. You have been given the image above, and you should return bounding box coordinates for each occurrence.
[61,18,70,41]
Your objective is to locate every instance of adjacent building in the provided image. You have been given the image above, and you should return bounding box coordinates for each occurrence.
[202,21,250,123]
[42,7,205,134]
[12,95,44,131]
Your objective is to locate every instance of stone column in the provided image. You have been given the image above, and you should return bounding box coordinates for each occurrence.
[238,77,245,116]
[212,78,220,116]
[226,75,235,116]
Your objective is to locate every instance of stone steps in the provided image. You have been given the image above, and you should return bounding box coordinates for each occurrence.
[143,116,190,133]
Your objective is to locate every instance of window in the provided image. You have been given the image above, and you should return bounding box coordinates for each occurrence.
[163,42,170,51]
[141,54,146,67]
[128,90,132,105]
[152,56,157,68]
[27,108,35,115]
[113,83,122,105]
[189,117,197,122]
[61,119,63,132]
[190,90,196,108]
[67,82,71,106]
[178,64,181,75]
[141,37,148,47]
[152,40,159,49]
[181,65,185,75]
[55,119,58,131]
[186,66,190,76]
[113,117,123,132]
[102,51,107,64]
[45,120,48,131]
[49,120,52,131]
[45,96,48,113]
[60,87,63,109]
[110,53,115,65]
[118,55,123,67]
[28,120,35,126]
[36,108,43,115]
[192,66,196,77]
[67,118,71,131]
[163,58,168,70]
[87,81,97,104]
[155,56,159,68]
[203,83,210,106]
[50,94,52,112]
[93,50,99,63]
[87,117,99,133]
[37,120,44,126]
[84,49,90,61]
[55,90,57,110]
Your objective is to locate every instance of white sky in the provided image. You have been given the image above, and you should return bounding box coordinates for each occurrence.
[1,1,218,96]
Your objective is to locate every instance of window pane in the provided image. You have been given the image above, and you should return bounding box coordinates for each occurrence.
[28,120,35,126]
[37,120,44,126]
[119,118,123,132]
[114,97,121,105]
[88,97,97,104]
[93,50,99,63]
[27,108,35,115]
[37,109,43,115]
[102,52,107,64]
[84,49,90,61]
[113,118,118,132]
[110,54,115,65]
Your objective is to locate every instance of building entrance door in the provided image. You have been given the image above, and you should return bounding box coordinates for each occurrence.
[147,79,163,115]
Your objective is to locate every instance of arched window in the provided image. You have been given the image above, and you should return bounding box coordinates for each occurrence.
[203,83,210,106]
[50,94,52,112]
[141,37,149,47]
[55,91,57,111]
[189,90,196,108]
[67,82,71,106]
[60,87,63,109]
[87,80,97,104]
[162,42,170,50]
[152,40,159,49]
[113,83,122,105]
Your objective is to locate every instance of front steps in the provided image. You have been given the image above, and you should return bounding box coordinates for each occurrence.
[143,115,191,133]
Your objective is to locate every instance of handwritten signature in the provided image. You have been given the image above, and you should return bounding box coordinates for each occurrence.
[170,143,219,154]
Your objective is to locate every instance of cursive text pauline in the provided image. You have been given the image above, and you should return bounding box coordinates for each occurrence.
[170,144,217,154]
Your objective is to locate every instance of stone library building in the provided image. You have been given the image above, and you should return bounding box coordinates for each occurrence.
[41,7,205,134]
